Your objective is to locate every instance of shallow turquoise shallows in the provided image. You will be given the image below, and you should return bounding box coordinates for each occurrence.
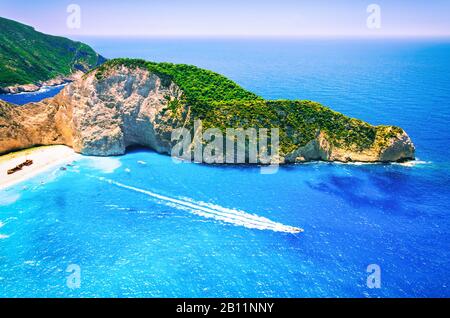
[1,39,450,297]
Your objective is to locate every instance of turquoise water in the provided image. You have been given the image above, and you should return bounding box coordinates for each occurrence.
[1,39,450,297]
[0,84,66,105]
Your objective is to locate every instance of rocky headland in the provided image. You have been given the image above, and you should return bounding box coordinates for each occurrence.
[0,59,415,164]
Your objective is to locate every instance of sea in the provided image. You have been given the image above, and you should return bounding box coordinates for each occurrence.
[0,38,449,297]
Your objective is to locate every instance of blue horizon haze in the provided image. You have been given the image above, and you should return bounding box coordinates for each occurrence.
[1,0,450,37]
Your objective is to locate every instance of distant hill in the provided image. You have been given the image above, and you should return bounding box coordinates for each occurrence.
[0,16,105,88]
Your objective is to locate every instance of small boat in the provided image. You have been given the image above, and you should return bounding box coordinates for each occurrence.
[7,166,22,175]
[6,159,34,175]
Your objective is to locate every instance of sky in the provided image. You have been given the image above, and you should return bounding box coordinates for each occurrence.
[1,0,449,37]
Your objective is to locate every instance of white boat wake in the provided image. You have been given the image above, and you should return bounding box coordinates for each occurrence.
[0,221,7,239]
[97,177,303,234]
[0,217,17,239]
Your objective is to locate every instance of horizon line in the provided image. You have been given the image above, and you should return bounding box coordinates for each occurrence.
[64,34,450,40]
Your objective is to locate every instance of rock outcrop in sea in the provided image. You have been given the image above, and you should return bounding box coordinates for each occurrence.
[0,60,415,163]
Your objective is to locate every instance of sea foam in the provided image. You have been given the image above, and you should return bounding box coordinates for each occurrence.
[0,192,21,206]
[394,159,432,167]
[85,157,122,173]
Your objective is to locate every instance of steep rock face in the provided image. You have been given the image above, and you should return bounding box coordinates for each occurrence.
[0,65,415,163]
[286,129,415,163]
[0,100,72,154]
[60,65,182,155]
[379,131,416,162]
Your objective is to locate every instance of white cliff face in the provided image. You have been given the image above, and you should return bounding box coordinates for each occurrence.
[379,131,416,162]
[0,65,415,163]
[284,129,415,163]
[58,65,183,156]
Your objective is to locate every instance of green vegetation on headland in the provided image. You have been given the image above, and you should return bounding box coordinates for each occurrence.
[96,58,403,153]
[0,16,105,88]
[198,100,403,153]
[95,58,260,104]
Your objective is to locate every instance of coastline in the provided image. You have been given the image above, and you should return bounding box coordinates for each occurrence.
[0,145,78,190]
[0,71,83,95]
[0,82,68,97]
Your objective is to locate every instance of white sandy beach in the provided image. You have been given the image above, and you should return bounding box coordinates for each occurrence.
[0,145,77,190]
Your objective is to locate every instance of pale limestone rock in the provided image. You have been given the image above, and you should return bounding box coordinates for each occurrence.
[0,65,415,163]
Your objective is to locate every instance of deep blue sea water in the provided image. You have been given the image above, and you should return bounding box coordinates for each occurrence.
[1,38,450,297]
[0,84,66,105]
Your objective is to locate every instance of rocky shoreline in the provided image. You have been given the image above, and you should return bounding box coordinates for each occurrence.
[0,71,84,95]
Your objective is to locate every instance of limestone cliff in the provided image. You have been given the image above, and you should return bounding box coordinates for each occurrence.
[0,61,415,163]
[0,100,72,153]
